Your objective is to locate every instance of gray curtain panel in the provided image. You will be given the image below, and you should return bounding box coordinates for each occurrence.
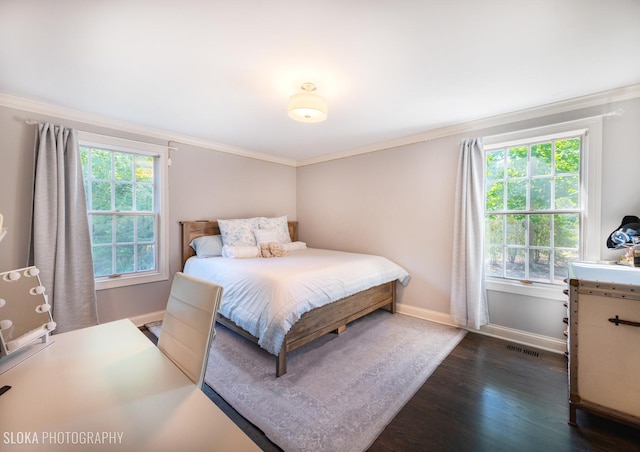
[32,123,98,333]
[450,138,489,330]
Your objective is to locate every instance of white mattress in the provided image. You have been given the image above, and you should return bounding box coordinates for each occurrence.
[183,248,410,354]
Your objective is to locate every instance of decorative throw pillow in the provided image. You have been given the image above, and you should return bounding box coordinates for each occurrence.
[221,245,261,259]
[259,242,286,258]
[258,216,291,243]
[218,217,260,247]
[189,235,223,257]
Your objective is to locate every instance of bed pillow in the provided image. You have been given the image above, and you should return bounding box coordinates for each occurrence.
[221,245,261,259]
[254,228,280,245]
[189,235,223,257]
[258,216,291,243]
[280,241,307,252]
[218,217,260,247]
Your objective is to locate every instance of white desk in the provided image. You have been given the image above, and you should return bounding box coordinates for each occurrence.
[0,319,260,451]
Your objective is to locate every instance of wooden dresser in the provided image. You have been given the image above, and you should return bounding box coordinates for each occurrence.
[568,262,640,428]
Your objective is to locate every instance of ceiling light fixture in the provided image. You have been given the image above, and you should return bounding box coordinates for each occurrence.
[288,82,327,123]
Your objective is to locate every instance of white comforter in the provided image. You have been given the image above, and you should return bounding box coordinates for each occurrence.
[183,248,410,355]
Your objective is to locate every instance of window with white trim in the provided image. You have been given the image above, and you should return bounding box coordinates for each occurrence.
[483,118,602,291]
[79,133,169,290]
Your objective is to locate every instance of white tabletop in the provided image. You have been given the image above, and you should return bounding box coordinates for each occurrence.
[0,319,260,451]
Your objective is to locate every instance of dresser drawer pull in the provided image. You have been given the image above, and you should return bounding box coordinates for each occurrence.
[608,315,640,327]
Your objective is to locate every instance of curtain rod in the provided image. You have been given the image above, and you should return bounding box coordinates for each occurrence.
[25,119,179,151]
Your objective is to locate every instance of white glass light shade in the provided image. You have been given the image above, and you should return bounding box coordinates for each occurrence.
[288,92,327,123]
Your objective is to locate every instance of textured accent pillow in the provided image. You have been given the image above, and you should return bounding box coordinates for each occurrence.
[218,218,260,247]
[189,235,223,257]
[254,228,280,245]
[258,216,291,243]
[259,242,286,258]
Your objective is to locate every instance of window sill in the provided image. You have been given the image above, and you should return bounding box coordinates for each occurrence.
[95,271,168,290]
[486,278,566,301]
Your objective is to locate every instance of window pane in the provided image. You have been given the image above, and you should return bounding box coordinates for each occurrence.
[529,249,550,283]
[136,184,153,211]
[506,180,526,210]
[486,245,504,277]
[91,149,112,179]
[91,215,112,244]
[505,247,525,279]
[507,146,528,178]
[486,150,505,180]
[484,132,583,285]
[555,139,580,173]
[530,214,551,247]
[554,214,579,248]
[530,178,551,210]
[485,181,504,212]
[530,143,552,176]
[116,245,135,274]
[506,214,526,246]
[92,181,112,210]
[135,155,154,183]
[485,214,503,245]
[81,138,163,283]
[137,215,155,242]
[115,183,133,211]
[555,175,579,209]
[114,153,133,181]
[137,244,156,271]
[554,249,578,283]
[116,215,134,242]
[92,246,113,277]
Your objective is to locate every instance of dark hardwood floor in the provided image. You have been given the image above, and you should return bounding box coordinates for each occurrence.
[141,327,640,451]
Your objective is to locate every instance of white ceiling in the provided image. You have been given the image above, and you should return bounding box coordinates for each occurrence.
[1,0,639,165]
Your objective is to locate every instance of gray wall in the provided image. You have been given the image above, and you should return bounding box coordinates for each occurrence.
[0,104,296,323]
[297,97,640,344]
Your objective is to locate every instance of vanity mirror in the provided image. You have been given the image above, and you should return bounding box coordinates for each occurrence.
[0,266,56,373]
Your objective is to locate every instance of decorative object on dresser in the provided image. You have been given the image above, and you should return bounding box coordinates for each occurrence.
[180,219,410,376]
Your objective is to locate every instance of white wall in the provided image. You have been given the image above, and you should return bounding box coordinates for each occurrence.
[297,95,640,351]
[0,104,297,323]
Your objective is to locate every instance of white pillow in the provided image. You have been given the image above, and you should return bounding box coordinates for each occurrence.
[254,228,280,244]
[280,241,307,252]
[221,245,261,259]
[218,218,260,247]
[258,216,291,243]
[189,235,223,257]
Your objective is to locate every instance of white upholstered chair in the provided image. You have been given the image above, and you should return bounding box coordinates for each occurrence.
[157,272,223,388]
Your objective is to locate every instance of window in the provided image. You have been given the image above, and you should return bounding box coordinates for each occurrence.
[79,133,169,289]
[483,118,602,292]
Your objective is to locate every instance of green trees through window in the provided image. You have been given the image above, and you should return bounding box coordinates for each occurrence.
[484,137,581,284]
[80,146,157,278]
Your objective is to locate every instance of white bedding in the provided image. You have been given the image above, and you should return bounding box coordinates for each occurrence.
[183,248,410,355]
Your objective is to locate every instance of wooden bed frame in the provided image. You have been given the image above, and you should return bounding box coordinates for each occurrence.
[180,220,397,377]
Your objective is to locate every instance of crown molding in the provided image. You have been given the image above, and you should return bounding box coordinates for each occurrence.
[2,83,639,168]
[0,93,298,167]
[296,83,640,166]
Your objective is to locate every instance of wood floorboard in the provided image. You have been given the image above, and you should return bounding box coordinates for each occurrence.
[140,326,640,451]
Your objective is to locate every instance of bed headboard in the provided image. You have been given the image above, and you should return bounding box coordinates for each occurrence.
[179,220,299,269]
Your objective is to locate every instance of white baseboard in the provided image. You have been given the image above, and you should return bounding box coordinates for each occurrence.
[129,310,165,327]
[396,303,566,354]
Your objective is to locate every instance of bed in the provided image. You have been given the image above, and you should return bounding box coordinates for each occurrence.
[180,220,409,376]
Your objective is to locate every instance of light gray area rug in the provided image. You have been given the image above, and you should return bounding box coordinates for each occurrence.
[148,311,466,452]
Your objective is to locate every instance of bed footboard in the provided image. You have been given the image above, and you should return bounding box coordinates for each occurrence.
[216,281,396,377]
